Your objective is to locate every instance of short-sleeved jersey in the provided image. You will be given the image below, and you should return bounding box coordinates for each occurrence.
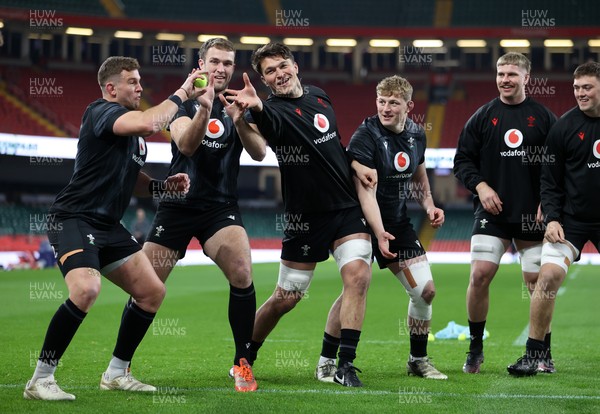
[541,107,600,224]
[50,99,147,228]
[454,97,557,223]
[247,85,358,214]
[164,96,244,206]
[347,116,426,223]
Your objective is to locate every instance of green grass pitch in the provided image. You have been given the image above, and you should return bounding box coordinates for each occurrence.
[1,262,599,413]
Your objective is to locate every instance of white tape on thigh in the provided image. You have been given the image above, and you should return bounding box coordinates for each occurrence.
[277,263,314,293]
[518,243,542,273]
[332,238,372,271]
[395,260,433,320]
[100,253,134,275]
[470,234,506,265]
[541,241,577,274]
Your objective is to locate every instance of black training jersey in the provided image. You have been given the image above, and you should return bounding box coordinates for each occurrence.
[165,96,243,206]
[50,99,147,227]
[541,107,600,224]
[247,85,358,213]
[347,116,426,223]
[454,97,557,223]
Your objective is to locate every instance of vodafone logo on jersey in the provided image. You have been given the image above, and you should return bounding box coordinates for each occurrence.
[594,139,600,159]
[132,136,146,167]
[394,152,410,172]
[205,119,225,139]
[504,129,523,148]
[586,139,600,168]
[314,113,330,133]
[138,137,146,155]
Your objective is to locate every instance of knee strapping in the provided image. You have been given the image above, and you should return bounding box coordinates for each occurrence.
[396,260,433,320]
[277,263,314,293]
[332,239,372,271]
[470,234,506,264]
[518,244,542,273]
[541,242,577,274]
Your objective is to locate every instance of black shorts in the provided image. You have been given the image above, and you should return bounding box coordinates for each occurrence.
[281,205,369,263]
[373,220,426,269]
[471,219,544,242]
[146,202,245,259]
[47,217,140,277]
[563,215,600,259]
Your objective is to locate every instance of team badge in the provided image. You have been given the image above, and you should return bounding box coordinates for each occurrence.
[301,244,311,256]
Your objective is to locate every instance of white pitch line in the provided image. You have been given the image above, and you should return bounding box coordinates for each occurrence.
[2,383,600,400]
[513,323,530,346]
[568,266,582,280]
[220,338,404,345]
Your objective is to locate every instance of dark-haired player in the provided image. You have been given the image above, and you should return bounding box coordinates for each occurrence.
[224,42,372,387]
[24,56,199,400]
[454,52,557,374]
[508,61,600,376]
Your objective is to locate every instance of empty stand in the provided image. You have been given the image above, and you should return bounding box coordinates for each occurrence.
[0,92,57,136]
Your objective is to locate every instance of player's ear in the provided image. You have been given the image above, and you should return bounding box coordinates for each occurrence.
[198,59,205,71]
[261,76,267,86]
[105,82,116,97]
[407,100,415,113]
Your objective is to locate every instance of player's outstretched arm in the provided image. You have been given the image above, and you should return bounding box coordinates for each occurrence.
[224,72,263,112]
[219,93,267,161]
[112,70,206,137]
[352,170,396,259]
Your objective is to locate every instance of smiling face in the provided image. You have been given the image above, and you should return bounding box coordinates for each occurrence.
[573,75,600,117]
[376,93,414,134]
[497,63,529,104]
[259,56,303,98]
[107,69,143,110]
[199,46,235,93]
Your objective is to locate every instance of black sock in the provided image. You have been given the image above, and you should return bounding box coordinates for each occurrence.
[39,299,87,365]
[468,320,486,353]
[229,283,256,365]
[320,332,340,360]
[120,297,134,367]
[121,297,133,323]
[247,340,263,365]
[544,332,552,358]
[410,333,428,358]
[113,302,155,361]
[338,329,361,366]
[526,337,547,359]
